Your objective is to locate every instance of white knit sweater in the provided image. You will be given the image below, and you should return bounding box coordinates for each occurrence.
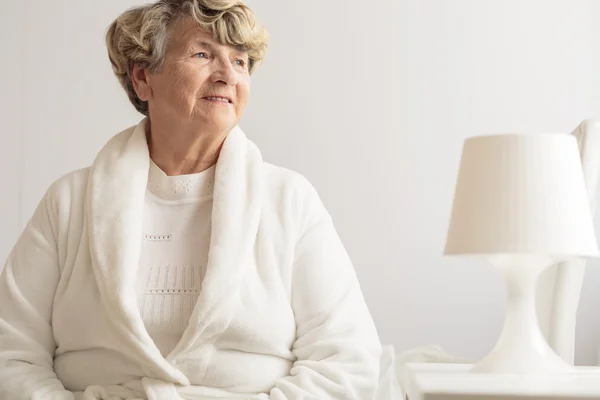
[137,160,216,357]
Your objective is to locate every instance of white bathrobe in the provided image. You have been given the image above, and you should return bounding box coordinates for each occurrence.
[0,119,382,400]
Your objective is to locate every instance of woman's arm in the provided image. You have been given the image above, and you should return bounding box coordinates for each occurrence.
[0,188,74,400]
[253,178,382,399]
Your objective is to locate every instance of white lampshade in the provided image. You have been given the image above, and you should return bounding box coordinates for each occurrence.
[444,133,599,258]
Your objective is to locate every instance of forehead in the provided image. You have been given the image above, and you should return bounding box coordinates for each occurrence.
[169,16,233,53]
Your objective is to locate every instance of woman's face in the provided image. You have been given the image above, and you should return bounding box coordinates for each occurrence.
[139,16,251,133]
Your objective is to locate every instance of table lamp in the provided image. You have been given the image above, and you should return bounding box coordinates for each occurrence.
[444,133,599,374]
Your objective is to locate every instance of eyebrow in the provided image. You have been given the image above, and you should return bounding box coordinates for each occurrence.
[194,40,248,58]
[196,41,216,50]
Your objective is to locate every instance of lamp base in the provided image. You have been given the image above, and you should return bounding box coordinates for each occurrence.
[472,254,576,374]
[471,338,575,374]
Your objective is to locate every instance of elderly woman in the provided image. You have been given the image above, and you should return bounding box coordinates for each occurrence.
[0,1,381,399]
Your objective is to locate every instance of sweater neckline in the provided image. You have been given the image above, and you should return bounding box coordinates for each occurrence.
[147,159,216,202]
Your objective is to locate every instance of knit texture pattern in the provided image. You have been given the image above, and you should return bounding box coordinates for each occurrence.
[137,160,215,356]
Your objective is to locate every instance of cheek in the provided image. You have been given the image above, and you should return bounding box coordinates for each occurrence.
[166,66,204,95]
[237,80,251,108]
[152,71,184,102]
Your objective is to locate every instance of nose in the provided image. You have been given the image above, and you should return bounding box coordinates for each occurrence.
[210,58,238,86]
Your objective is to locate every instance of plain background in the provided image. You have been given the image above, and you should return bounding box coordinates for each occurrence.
[2,0,600,365]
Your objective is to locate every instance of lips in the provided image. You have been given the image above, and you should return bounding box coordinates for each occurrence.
[202,96,233,104]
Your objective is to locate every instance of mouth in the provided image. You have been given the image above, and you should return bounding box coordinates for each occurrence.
[202,96,233,104]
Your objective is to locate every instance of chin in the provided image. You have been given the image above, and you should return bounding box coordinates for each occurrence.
[201,118,237,134]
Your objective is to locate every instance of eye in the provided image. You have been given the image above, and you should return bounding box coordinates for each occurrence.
[195,52,208,58]
[234,59,246,67]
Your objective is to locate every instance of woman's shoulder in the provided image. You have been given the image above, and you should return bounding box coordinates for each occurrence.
[262,162,328,224]
[43,167,91,208]
[263,162,318,199]
[23,168,91,239]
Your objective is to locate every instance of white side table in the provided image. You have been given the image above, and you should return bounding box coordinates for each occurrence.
[404,362,600,400]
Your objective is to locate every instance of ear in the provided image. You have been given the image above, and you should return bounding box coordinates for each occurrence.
[131,63,152,102]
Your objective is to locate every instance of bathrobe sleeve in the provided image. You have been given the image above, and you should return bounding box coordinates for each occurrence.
[253,177,382,400]
[0,187,75,400]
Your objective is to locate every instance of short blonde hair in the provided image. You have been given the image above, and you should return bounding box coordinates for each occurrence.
[106,0,268,115]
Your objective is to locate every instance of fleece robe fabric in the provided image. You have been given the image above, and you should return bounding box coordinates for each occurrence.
[0,118,382,400]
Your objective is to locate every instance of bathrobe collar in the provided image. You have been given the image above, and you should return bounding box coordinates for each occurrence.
[86,118,263,383]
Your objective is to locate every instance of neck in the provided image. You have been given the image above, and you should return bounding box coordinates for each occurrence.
[146,117,229,176]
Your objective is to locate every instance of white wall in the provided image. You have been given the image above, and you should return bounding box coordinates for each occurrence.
[0,1,23,269]
[3,0,600,365]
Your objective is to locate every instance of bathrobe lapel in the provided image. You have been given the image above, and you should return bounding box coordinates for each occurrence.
[86,118,263,383]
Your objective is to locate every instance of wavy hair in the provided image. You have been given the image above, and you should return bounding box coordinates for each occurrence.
[106,0,268,115]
